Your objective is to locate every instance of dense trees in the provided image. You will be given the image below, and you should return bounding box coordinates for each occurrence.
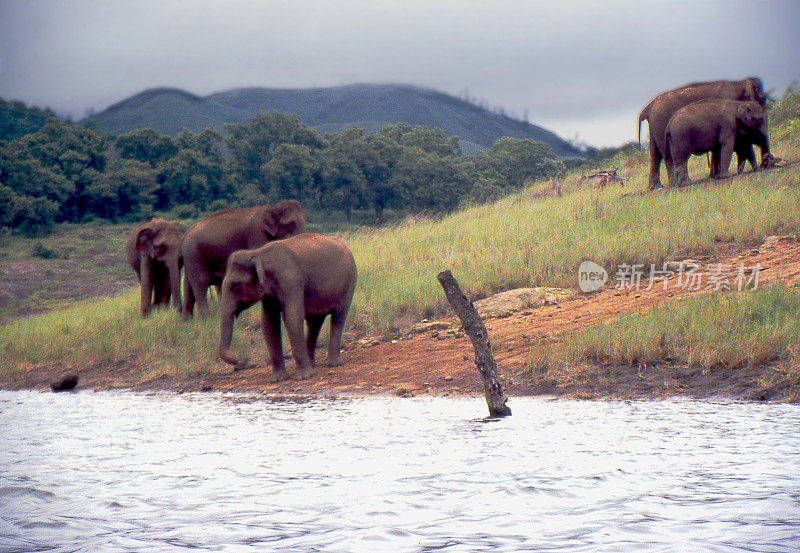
[0,100,54,142]
[1,101,565,235]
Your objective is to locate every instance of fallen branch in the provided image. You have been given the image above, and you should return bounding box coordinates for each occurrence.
[437,270,511,417]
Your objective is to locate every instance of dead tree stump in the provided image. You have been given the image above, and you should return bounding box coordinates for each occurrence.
[437,270,511,417]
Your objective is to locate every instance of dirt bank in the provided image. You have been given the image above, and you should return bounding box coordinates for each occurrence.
[7,236,800,402]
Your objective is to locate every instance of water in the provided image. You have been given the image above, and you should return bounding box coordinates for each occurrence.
[1,392,799,552]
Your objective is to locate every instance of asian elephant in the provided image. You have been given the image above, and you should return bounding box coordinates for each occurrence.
[218,233,357,382]
[664,99,768,188]
[181,199,306,319]
[125,219,184,317]
[638,78,769,189]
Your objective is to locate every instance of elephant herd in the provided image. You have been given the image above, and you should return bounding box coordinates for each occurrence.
[639,77,777,189]
[124,76,776,382]
[125,200,357,383]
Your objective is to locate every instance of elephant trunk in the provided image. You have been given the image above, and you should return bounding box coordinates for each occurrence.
[219,307,239,366]
[139,252,153,316]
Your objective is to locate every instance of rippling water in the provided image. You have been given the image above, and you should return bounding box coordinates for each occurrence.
[1,392,799,552]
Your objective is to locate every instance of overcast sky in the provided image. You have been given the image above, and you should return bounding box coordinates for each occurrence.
[1,0,798,147]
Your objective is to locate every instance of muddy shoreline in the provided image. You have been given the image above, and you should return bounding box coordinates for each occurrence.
[3,237,800,403]
[2,336,793,403]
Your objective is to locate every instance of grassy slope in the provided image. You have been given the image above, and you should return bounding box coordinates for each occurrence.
[1,122,799,389]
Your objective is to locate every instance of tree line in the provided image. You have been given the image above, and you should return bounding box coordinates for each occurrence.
[1,100,577,236]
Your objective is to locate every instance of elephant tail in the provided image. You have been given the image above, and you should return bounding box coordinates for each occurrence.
[663,130,672,164]
[638,105,650,148]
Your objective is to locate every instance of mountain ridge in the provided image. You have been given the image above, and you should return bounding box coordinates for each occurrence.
[83,84,585,157]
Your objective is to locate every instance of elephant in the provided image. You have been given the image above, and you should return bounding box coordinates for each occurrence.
[181,199,307,319]
[638,78,769,189]
[664,99,768,188]
[218,233,357,382]
[125,218,184,316]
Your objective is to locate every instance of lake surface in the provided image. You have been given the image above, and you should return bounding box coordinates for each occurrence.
[1,391,799,552]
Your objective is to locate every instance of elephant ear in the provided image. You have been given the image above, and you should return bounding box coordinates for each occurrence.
[745,78,766,106]
[136,227,157,255]
[230,252,266,285]
[263,199,307,239]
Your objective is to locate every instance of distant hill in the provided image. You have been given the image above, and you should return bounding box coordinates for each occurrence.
[83,84,584,158]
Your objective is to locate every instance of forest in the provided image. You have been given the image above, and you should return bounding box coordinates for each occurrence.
[0,100,593,236]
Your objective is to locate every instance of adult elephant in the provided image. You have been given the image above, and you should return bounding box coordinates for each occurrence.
[218,233,357,382]
[125,218,184,317]
[664,100,768,187]
[638,78,768,189]
[181,199,306,319]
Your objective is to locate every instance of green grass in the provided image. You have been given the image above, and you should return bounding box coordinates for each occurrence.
[529,281,800,398]
[0,290,265,381]
[563,281,800,368]
[1,119,799,384]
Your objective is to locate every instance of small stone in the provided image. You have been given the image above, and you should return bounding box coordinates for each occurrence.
[407,321,451,334]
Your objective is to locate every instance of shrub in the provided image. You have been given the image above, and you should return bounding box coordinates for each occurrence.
[172,203,198,219]
[31,241,57,259]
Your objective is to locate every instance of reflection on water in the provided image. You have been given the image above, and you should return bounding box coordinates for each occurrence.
[1,392,799,552]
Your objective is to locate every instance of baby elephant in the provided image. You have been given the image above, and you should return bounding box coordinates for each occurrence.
[218,233,357,382]
[664,99,769,187]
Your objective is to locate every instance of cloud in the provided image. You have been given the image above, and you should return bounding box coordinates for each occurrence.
[1,0,797,146]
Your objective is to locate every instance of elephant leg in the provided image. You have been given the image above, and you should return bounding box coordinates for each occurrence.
[153,267,170,307]
[327,310,348,367]
[181,271,195,320]
[709,148,720,179]
[716,140,734,179]
[663,156,674,187]
[305,314,327,366]
[282,299,313,380]
[160,279,172,306]
[189,274,211,318]
[168,265,182,314]
[262,303,288,383]
[671,158,691,188]
[648,137,663,189]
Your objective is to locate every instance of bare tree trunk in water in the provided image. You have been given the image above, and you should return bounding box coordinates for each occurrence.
[437,270,511,418]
